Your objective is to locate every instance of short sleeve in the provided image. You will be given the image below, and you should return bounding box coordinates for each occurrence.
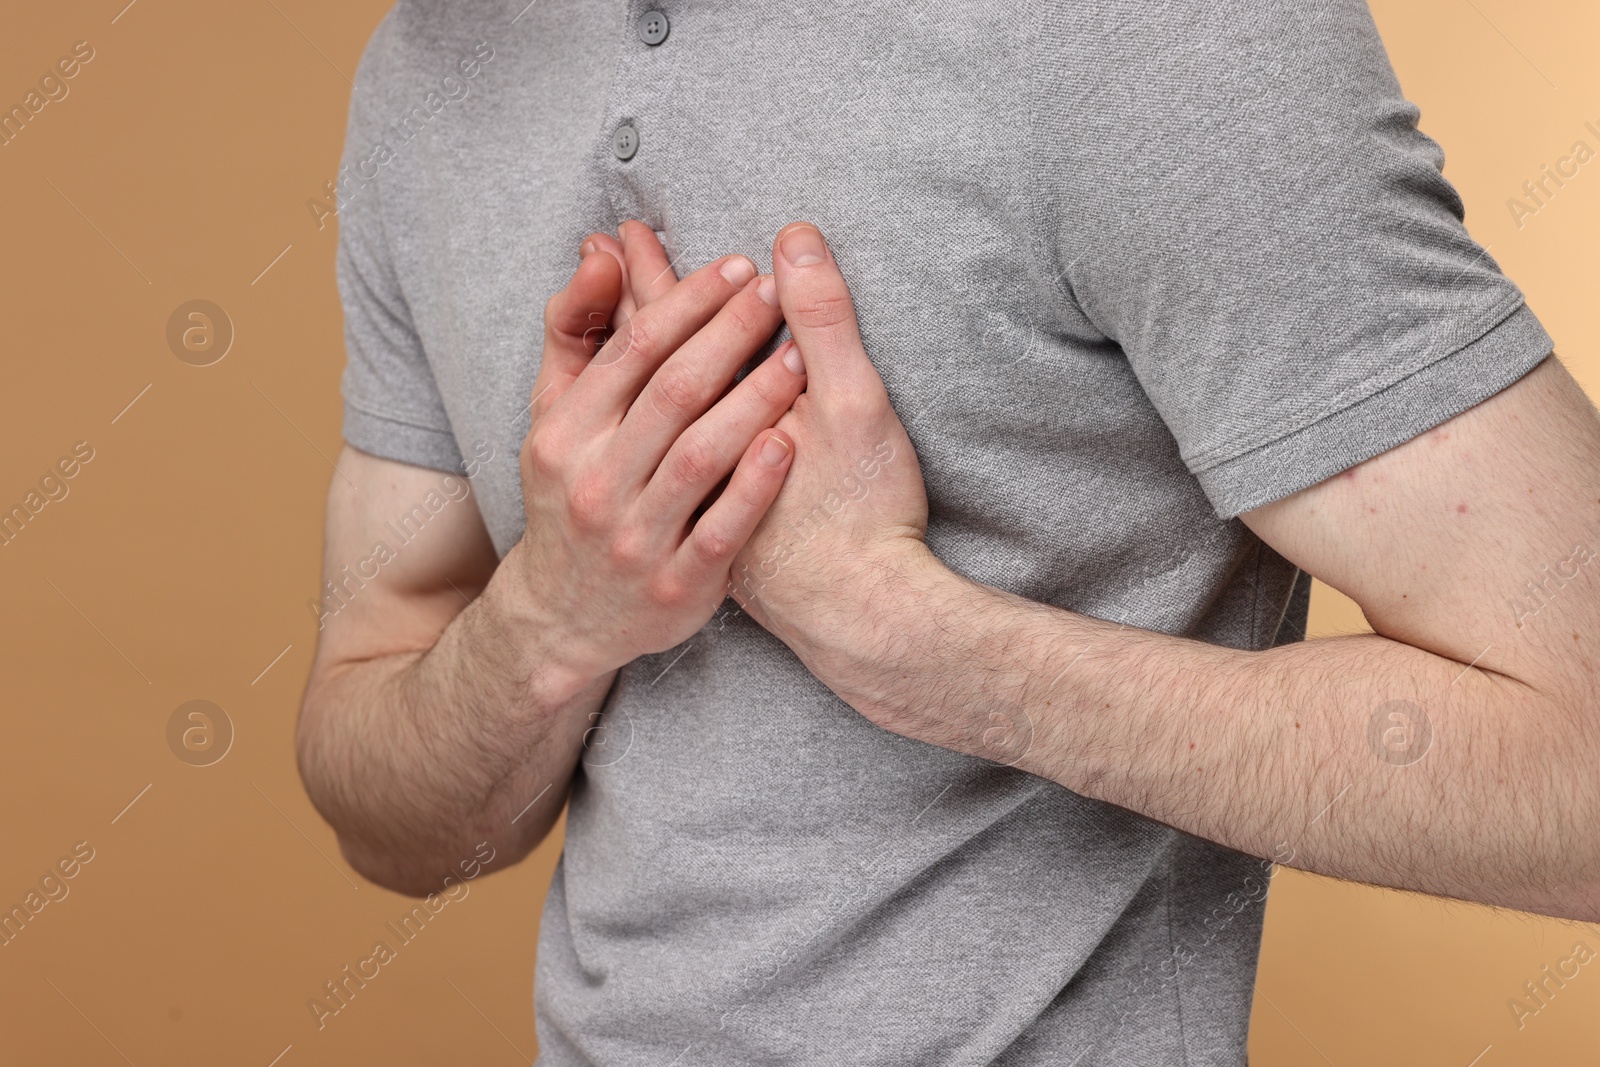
[336,16,464,474]
[1037,0,1554,519]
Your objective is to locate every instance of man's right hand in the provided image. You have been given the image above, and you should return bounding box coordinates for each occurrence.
[509,238,805,687]
[296,229,802,896]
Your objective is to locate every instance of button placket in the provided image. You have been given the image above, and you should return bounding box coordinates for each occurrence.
[607,6,671,185]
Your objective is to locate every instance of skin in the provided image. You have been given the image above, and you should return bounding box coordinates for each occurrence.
[296,224,804,894]
[301,220,1600,926]
[734,222,1600,924]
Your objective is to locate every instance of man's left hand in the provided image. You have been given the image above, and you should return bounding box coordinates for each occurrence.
[728,223,941,711]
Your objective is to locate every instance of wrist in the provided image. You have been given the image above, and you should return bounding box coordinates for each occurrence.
[792,540,969,717]
[803,545,1062,770]
[486,540,613,707]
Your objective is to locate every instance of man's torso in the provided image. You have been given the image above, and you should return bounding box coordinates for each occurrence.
[341,2,1323,1062]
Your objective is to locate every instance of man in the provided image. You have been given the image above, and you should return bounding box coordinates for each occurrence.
[295,0,1600,1063]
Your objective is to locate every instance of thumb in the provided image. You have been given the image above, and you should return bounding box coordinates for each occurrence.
[771,222,882,401]
[532,249,623,418]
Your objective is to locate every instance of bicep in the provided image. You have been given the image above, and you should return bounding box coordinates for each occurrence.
[1240,354,1600,690]
[309,445,498,676]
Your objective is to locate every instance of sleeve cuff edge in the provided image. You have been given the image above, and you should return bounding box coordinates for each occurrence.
[1196,301,1554,520]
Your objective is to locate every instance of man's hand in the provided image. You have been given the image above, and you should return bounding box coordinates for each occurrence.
[707,225,1600,922]
[699,225,1600,923]
[579,219,681,335]
[296,233,803,895]
[727,223,931,695]
[510,239,806,687]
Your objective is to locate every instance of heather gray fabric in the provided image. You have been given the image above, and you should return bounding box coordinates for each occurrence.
[334,1,1553,1063]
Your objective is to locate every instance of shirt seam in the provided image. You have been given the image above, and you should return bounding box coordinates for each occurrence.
[1162,853,1193,1067]
[360,28,422,378]
[344,395,457,438]
[1247,540,1263,651]
[343,17,454,446]
[595,3,632,225]
[1020,3,1064,316]
[1185,288,1525,473]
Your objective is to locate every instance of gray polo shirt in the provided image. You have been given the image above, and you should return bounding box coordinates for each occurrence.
[333,1,1552,1062]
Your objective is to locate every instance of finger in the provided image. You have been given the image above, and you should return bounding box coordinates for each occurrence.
[579,231,637,325]
[619,220,678,307]
[770,222,883,401]
[676,428,795,593]
[532,249,623,419]
[611,273,784,487]
[640,337,806,533]
[564,252,761,428]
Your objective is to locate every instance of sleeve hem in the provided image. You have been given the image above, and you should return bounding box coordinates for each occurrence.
[1195,301,1554,520]
[343,402,465,475]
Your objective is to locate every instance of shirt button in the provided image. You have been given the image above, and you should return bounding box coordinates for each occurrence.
[636,10,670,45]
[612,124,639,161]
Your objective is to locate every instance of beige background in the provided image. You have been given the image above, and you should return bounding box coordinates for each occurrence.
[0,2,1595,1063]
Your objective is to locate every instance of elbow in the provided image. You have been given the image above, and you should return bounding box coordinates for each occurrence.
[1544,879,1600,925]
[292,679,371,842]
[337,830,510,899]
[1541,770,1600,924]
[292,676,530,898]
[1564,851,1600,925]
[296,684,342,809]
[336,835,441,898]
[1568,902,1600,925]
[294,700,439,897]
[292,690,415,893]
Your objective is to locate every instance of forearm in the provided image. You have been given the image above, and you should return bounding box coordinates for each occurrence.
[812,547,1600,921]
[297,541,612,895]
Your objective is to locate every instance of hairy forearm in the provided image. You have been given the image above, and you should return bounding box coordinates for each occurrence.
[814,547,1600,922]
[297,543,612,895]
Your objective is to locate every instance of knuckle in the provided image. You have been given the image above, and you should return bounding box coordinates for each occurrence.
[720,300,764,337]
[691,524,737,563]
[564,472,611,530]
[650,365,702,423]
[837,383,889,425]
[606,527,651,570]
[744,364,790,409]
[617,316,657,365]
[839,392,879,423]
[670,431,728,489]
[646,572,693,610]
[524,424,565,478]
[790,292,852,330]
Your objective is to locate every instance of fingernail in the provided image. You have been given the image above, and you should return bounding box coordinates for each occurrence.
[759,434,791,466]
[720,255,757,286]
[780,341,804,375]
[580,240,597,257]
[756,275,777,306]
[778,225,826,267]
